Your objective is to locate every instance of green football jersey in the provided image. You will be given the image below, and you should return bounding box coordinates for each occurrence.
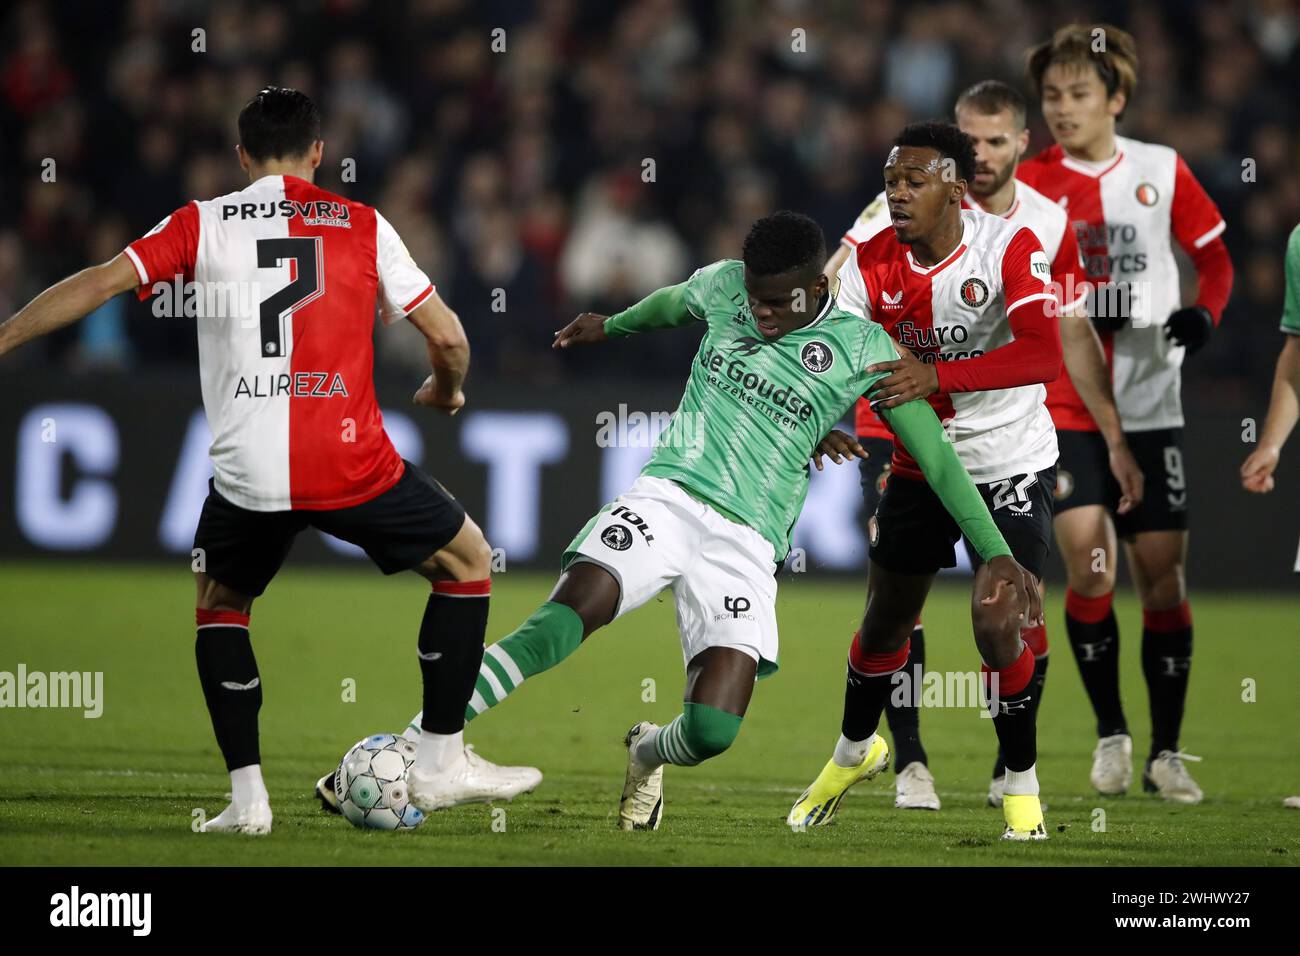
[1282,223,1300,336]
[639,259,898,560]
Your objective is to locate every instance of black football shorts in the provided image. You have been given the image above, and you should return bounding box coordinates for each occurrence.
[868,466,1057,580]
[193,460,466,597]
[1053,427,1188,536]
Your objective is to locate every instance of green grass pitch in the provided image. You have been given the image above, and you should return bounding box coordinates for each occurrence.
[1,562,1296,866]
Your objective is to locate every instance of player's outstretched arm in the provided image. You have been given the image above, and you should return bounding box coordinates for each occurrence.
[0,254,139,359]
[555,281,696,349]
[408,290,469,416]
[882,399,1043,625]
[1241,335,1300,494]
[1060,310,1143,513]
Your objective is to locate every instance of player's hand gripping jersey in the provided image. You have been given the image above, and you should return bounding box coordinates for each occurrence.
[836,208,1062,482]
[124,174,435,511]
[598,259,1012,565]
[1017,136,1231,431]
[842,186,1087,438]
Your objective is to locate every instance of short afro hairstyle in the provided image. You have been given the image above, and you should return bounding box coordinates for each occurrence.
[892,121,978,185]
[237,87,321,161]
[741,211,827,278]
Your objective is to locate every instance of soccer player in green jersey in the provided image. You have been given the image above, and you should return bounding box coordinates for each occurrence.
[389,212,1041,828]
[1241,222,1300,497]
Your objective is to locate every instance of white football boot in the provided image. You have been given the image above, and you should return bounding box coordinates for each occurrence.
[987,773,1006,808]
[407,746,542,813]
[894,761,941,810]
[619,722,664,831]
[1090,733,1134,795]
[200,800,273,835]
[1144,750,1203,804]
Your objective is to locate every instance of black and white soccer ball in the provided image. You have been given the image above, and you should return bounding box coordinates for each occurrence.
[334,733,425,830]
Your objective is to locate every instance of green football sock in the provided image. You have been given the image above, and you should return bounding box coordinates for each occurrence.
[651,702,743,767]
[404,601,586,734]
[465,601,585,721]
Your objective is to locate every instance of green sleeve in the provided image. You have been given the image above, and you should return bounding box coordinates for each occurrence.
[603,282,699,338]
[1282,223,1300,335]
[880,400,1012,562]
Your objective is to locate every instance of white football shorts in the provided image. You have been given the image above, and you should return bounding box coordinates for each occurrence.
[563,475,780,677]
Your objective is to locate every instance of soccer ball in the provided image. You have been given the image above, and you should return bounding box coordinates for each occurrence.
[334,733,426,831]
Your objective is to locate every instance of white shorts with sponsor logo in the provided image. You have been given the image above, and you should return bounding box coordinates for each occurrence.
[563,475,780,677]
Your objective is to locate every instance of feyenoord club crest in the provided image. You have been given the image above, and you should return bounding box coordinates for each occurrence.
[1135,183,1159,206]
[959,277,989,308]
[1054,470,1075,501]
[800,341,834,373]
[875,463,892,496]
[601,524,633,551]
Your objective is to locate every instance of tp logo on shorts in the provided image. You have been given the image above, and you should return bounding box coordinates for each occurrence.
[601,524,633,551]
[715,596,756,623]
[800,341,834,374]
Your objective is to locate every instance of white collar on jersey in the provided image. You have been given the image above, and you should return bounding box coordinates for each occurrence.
[1059,147,1125,178]
[905,215,972,276]
[963,185,1020,220]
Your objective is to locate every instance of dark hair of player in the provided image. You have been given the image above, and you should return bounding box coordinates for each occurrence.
[237,87,322,161]
[1026,24,1138,119]
[955,79,1027,131]
[893,121,978,185]
[742,211,827,278]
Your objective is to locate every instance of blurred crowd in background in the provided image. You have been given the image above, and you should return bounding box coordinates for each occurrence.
[2,0,1298,404]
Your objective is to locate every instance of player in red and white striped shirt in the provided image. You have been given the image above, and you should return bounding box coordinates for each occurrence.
[1019,25,1234,804]
[821,82,1143,813]
[0,87,540,832]
[791,121,1057,840]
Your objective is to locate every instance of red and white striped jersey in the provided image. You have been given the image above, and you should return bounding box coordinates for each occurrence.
[1017,136,1227,432]
[835,208,1059,483]
[124,174,434,512]
[840,182,1086,441]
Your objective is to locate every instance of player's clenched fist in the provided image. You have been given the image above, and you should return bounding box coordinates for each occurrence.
[553,312,609,349]
[1240,445,1279,494]
[865,343,940,408]
[413,374,465,415]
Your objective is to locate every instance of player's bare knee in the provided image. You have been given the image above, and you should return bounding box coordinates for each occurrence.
[459,529,494,581]
[194,573,252,613]
[1139,571,1186,611]
[428,518,492,582]
[971,608,1020,668]
[857,618,910,655]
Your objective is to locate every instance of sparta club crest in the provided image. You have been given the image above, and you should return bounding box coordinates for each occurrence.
[959,277,989,308]
[800,340,834,373]
[601,524,633,551]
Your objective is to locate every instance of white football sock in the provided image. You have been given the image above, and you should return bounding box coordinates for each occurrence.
[631,727,664,772]
[833,733,874,768]
[401,712,422,742]
[415,729,463,774]
[231,764,269,807]
[1004,764,1040,796]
